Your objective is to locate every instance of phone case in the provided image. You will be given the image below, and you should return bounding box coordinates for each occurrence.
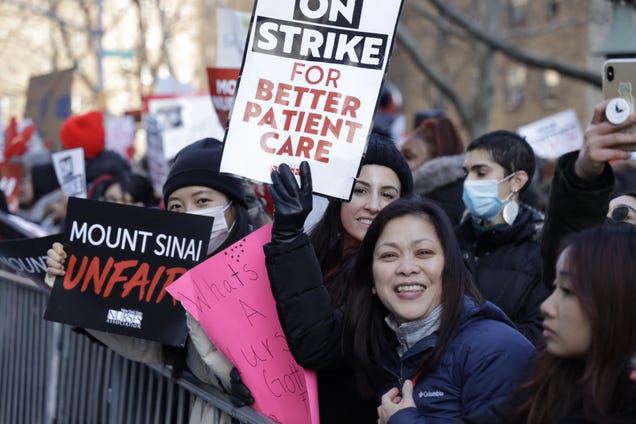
[603,59,636,140]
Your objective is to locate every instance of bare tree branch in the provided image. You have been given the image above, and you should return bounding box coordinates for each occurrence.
[395,23,474,132]
[422,0,602,87]
[507,18,591,38]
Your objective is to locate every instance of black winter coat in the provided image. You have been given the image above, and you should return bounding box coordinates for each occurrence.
[264,234,377,424]
[455,205,548,347]
[455,381,636,424]
[541,151,614,284]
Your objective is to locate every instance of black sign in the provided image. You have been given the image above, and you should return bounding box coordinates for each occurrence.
[0,234,64,289]
[44,198,213,347]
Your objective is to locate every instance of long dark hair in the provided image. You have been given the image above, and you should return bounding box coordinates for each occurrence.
[309,199,347,275]
[513,224,636,423]
[308,199,357,307]
[343,196,482,391]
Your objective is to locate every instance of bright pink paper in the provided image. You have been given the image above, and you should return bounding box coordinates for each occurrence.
[167,224,319,424]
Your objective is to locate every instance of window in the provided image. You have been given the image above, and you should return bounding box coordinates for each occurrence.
[508,0,528,26]
[541,70,561,109]
[545,0,559,20]
[505,65,527,110]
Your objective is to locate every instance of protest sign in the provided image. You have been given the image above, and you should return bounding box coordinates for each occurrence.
[44,198,213,347]
[105,114,136,161]
[221,0,405,200]
[206,68,240,128]
[216,8,252,68]
[143,115,171,194]
[0,233,64,289]
[0,162,23,213]
[167,224,319,424]
[145,94,224,161]
[517,109,583,159]
[0,211,50,240]
[52,147,87,199]
[23,68,73,150]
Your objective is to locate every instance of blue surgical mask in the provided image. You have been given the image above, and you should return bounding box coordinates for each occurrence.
[462,174,514,222]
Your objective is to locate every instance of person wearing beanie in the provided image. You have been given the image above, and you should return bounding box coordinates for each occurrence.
[162,137,252,255]
[60,110,134,189]
[60,111,105,160]
[45,137,257,424]
[85,150,131,184]
[239,129,415,422]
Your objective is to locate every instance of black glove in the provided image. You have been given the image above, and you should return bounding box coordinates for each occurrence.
[269,161,313,244]
[229,367,254,407]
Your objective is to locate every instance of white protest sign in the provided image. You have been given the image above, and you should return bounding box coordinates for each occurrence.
[517,109,583,159]
[221,0,405,200]
[147,95,224,161]
[105,114,136,161]
[143,115,171,194]
[216,8,252,68]
[52,147,87,199]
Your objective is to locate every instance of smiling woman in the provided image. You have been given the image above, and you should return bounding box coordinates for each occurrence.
[264,130,414,423]
[372,214,444,324]
[344,197,534,423]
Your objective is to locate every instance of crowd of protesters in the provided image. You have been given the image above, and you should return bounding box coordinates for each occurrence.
[0,89,634,424]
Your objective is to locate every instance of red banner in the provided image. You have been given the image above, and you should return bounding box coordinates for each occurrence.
[206,68,240,128]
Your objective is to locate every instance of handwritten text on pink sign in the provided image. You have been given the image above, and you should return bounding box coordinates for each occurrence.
[167,224,318,424]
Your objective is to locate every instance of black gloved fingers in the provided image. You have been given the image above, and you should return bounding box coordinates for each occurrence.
[229,367,255,407]
[270,164,298,204]
[299,161,313,197]
[277,163,302,198]
[269,179,296,213]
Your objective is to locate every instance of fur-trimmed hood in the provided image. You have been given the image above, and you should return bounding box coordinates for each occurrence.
[412,153,466,195]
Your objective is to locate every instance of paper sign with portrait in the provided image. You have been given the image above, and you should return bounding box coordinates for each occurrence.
[52,147,87,199]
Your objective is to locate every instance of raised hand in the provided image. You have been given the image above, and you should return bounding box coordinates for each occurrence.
[269,161,313,243]
[575,99,636,180]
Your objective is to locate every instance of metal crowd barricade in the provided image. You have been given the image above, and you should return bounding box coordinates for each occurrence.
[0,271,272,424]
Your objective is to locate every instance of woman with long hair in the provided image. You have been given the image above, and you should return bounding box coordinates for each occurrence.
[459,224,636,423]
[345,197,534,422]
[266,130,414,422]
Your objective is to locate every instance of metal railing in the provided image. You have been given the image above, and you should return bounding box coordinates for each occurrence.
[0,271,272,424]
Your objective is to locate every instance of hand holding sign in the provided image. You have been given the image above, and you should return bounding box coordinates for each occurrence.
[269,161,313,243]
[221,0,405,199]
[167,224,319,424]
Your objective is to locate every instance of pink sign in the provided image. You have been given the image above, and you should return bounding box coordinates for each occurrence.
[167,224,319,424]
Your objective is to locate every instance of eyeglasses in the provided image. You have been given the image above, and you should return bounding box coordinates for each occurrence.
[609,205,636,222]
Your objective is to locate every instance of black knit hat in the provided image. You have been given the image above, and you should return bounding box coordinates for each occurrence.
[162,138,247,207]
[85,150,131,183]
[31,162,61,203]
[362,131,413,196]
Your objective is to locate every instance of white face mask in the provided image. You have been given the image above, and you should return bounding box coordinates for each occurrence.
[188,201,233,255]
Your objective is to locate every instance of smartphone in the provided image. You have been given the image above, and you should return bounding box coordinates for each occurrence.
[603,59,636,150]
